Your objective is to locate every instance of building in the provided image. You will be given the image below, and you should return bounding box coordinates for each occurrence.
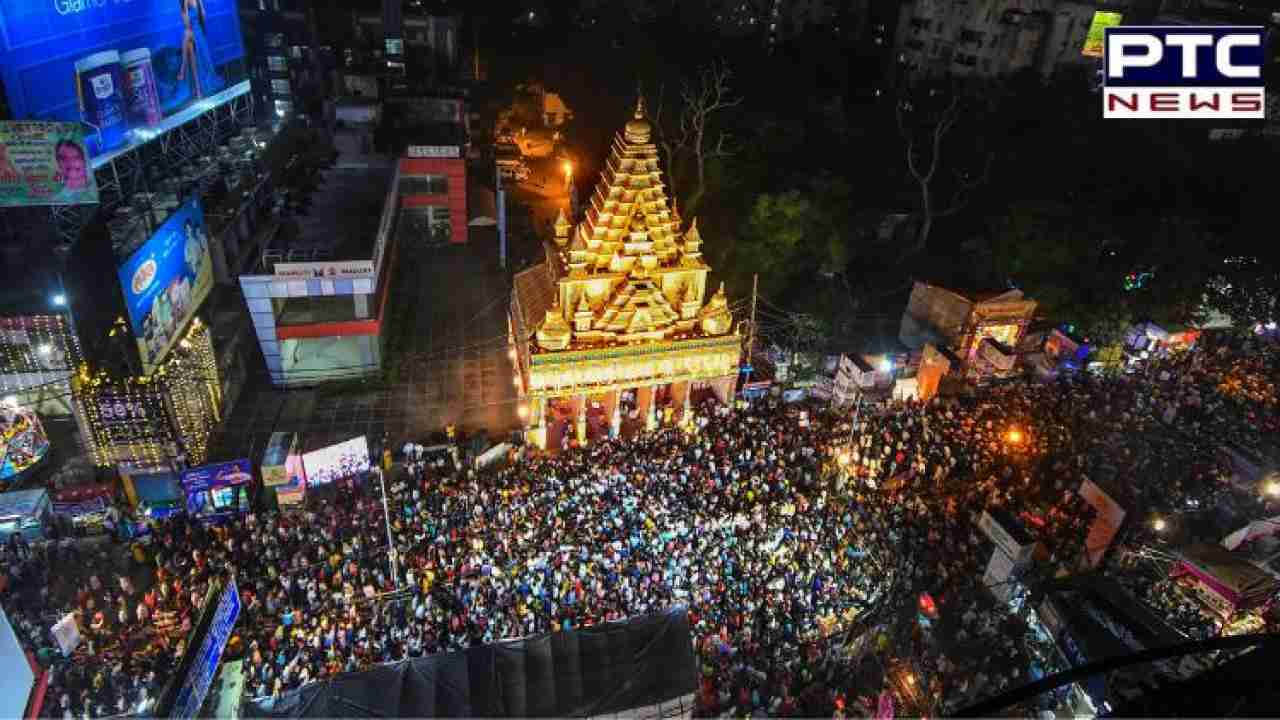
[899,282,1037,375]
[892,0,1144,83]
[510,99,742,449]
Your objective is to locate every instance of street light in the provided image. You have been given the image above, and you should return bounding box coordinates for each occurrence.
[1152,516,1167,532]
[51,293,66,307]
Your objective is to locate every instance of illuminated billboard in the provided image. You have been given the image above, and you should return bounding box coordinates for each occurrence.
[0,122,99,207]
[302,435,371,485]
[116,197,214,374]
[1082,11,1123,58]
[0,399,50,481]
[0,0,247,158]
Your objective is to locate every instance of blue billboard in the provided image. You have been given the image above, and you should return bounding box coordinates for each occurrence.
[180,458,252,494]
[116,196,213,374]
[0,0,247,158]
[171,577,240,720]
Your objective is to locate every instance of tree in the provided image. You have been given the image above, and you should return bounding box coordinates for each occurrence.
[896,91,992,255]
[650,60,742,216]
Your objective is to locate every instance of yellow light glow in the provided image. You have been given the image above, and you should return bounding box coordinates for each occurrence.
[1006,428,1024,445]
[1153,517,1167,532]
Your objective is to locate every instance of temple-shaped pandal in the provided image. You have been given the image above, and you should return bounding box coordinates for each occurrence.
[510,97,741,448]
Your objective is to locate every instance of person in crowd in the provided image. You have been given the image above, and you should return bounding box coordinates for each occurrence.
[1,337,1275,718]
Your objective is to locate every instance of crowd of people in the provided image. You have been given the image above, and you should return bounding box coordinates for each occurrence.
[1,336,1276,719]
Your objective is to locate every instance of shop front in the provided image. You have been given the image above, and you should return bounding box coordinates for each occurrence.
[51,482,116,535]
[0,488,52,543]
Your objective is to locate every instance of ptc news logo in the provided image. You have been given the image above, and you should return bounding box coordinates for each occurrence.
[1104,26,1266,119]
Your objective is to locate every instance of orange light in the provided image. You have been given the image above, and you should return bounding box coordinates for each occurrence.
[1006,428,1024,445]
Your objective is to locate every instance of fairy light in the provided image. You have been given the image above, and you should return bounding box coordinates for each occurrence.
[77,319,222,468]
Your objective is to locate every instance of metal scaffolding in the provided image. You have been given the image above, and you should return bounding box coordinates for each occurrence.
[49,87,256,249]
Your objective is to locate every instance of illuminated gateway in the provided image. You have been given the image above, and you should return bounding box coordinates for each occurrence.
[510,98,742,448]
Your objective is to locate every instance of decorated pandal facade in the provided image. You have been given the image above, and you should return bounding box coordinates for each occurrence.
[510,99,741,448]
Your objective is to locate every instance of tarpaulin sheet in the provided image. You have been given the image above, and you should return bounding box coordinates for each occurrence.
[244,609,696,718]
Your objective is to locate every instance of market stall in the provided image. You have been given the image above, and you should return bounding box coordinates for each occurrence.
[50,482,116,535]
[1171,542,1280,621]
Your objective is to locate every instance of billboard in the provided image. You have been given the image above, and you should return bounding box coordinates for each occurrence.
[1082,11,1122,58]
[0,400,51,481]
[167,577,240,719]
[0,122,99,206]
[0,0,247,158]
[302,435,370,485]
[116,196,214,373]
[180,458,252,493]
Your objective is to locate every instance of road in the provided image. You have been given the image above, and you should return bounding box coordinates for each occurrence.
[210,225,523,459]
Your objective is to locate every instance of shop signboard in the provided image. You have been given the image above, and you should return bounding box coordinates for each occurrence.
[0,122,99,206]
[116,197,214,374]
[180,459,252,494]
[273,260,375,280]
[406,145,460,158]
[0,0,247,159]
[301,435,370,486]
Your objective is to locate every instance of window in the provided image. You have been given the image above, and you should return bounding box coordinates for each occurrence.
[910,17,931,31]
[271,79,291,96]
[267,55,288,72]
[400,175,448,195]
[289,45,306,60]
[266,33,284,48]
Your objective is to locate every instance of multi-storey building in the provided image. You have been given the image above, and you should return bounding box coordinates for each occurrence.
[892,0,1145,83]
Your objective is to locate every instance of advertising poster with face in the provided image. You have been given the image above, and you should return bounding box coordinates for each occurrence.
[0,122,98,206]
[116,196,213,373]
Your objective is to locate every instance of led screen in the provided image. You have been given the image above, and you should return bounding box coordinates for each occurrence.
[1082,11,1123,58]
[116,196,213,374]
[0,0,247,158]
[302,435,371,486]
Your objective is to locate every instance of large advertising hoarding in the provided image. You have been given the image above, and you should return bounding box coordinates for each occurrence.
[117,197,213,374]
[180,458,251,493]
[302,435,370,486]
[0,0,247,159]
[0,122,99,206]
[1082,11,1123,58]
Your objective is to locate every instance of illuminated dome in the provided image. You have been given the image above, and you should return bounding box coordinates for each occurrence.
[624,96,652,144]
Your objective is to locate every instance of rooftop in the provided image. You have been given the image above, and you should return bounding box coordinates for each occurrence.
[265,165,394,267]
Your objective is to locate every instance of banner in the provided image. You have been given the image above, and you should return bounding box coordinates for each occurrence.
[1078,479,1126,567]
[51,613,81,656]
[180,458,252,493]
[0,122,99,206]
[51,496,108,517]
[116,197,214,373]
[978,510,1035,566]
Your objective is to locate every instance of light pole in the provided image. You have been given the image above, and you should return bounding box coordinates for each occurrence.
[376,466,401,589]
